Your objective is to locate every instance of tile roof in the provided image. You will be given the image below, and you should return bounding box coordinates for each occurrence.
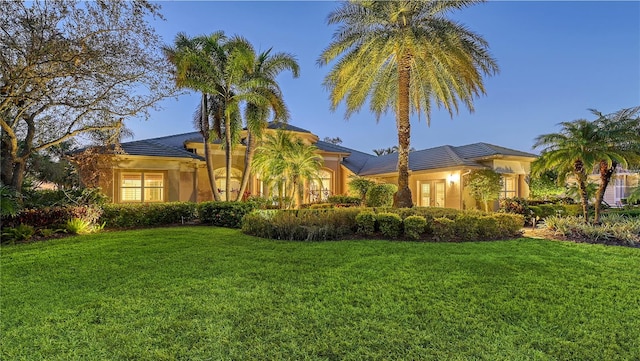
[119,132,205,160]
[117,127,537,175]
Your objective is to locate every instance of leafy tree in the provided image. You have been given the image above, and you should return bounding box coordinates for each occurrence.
[1,1,174,193]
[286,141,323,208]
[464,169,503,212]
[318,0,498,208]
[527,170,565,200]
[366,183,398,207]
[348,176,376,205]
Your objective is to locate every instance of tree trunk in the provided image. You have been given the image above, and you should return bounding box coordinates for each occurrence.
[594,160,616,224]
[200,94,221,201]
[574,159,589,222]
[236,131,255,201]
[393,54,413,208]
[224,109,233,201]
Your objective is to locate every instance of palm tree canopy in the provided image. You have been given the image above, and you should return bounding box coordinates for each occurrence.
[318,0,499,124]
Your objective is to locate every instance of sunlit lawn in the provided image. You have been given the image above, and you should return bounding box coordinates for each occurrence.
[2,226,639,360]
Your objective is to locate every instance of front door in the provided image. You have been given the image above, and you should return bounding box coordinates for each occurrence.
[420,180,445,207]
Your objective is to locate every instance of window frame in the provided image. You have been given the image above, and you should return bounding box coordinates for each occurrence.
[120,171,166,203]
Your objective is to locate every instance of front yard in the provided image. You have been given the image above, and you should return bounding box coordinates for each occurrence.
[2,226,639,360]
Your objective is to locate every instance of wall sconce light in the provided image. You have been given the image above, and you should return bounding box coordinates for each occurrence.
[447,173,458,186]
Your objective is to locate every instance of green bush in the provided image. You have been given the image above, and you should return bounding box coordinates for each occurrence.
[432,217,456,241]
[65,218,94,235]
[22,187,109,208]
[366,184,397,207]
[327,195,361,207]
[1,224,35,244]
[355,211,377,236]
[197,201,256,228]
[403,215,427,240]
[100,202,197,228]
[241,208,360,241]
[377,212,402,238]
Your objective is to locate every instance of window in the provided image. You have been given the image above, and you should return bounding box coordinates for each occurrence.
[309,170,332,202]
[420,180,445,207]
[500,176,516,199]
[121,172,164,202]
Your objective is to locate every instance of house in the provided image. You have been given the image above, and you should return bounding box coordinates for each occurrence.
[92,122,537,210]
[590,167,640,207]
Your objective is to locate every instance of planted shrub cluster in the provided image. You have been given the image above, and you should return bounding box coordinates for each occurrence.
[100,202,197,228]
[242,208,360,241]
[197,201,256,228]
[243,207,524,242]
[544,214,640,246]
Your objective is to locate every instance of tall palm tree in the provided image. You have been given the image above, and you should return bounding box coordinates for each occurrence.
[590,106,640,222]
[163,32,225,201]
[533,119,614,222]
[236,49,300,201]
[318,0,498,208]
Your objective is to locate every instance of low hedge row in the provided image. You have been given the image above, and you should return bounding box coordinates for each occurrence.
[241,208,361,241]
[197,201,256,228]
[242,207,524,241]
[100,202,197,228]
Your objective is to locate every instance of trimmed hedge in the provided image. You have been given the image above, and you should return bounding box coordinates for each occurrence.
[100,202,197,228]
[241,207,524,242]
[242,208,360,241]
[197,201,257,228]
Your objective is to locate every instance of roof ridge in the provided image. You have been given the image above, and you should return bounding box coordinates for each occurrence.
[442,145,466,164]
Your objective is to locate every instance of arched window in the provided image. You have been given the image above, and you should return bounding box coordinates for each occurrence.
[309,169,332,202]
[214,168,242,201]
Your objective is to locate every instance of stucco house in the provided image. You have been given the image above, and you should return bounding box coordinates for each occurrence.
[93,122,538,210]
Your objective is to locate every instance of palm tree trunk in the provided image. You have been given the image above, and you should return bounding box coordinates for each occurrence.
[594,160,616,224]
[393,54,413,208]
[224,109,233,201]
[574,160,589,221]
[201,95,221,202]
[236,131,255,201]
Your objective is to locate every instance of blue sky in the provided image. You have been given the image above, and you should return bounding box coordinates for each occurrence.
[132,1,640,155]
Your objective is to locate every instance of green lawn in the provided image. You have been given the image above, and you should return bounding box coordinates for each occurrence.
[2,227,639,360]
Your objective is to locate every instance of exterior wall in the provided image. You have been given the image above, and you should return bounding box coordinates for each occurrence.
[110,156,199,203]
[410,170,462,209]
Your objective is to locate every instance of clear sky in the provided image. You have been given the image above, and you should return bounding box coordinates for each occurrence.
[130,1,640,155]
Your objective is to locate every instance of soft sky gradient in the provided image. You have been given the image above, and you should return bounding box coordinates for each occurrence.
[129,1,640,155]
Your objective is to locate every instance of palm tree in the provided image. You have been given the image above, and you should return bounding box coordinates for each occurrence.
[252,130,323,209]
[318,0,498,208]
[286,140,323,208]
[236,49,300,201]
[163,32,225,201]
[533,119,616,222]
[590,107,640,222]
[252,131,296,208]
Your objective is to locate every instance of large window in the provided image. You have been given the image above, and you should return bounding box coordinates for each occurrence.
[309,170,332,202]
[121,172,164,202]
[500,176,516,199]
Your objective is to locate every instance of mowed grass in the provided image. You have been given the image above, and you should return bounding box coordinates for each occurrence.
[2,227,639,360]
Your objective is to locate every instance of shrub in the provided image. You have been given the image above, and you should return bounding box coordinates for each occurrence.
[432,217,455,241]
[366,184,397,207]
[22,187,109,208]
[403,215,427,240]
[377,212,402,238]
[1,224,35,244]
[242,208,360,241]
[65,218,94,235]
[198,201,256,228]
[355,211,377,236]
[544,215,639,246]
[5,205,102,229]
[100,202,197,228]
[327,195,361,207]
